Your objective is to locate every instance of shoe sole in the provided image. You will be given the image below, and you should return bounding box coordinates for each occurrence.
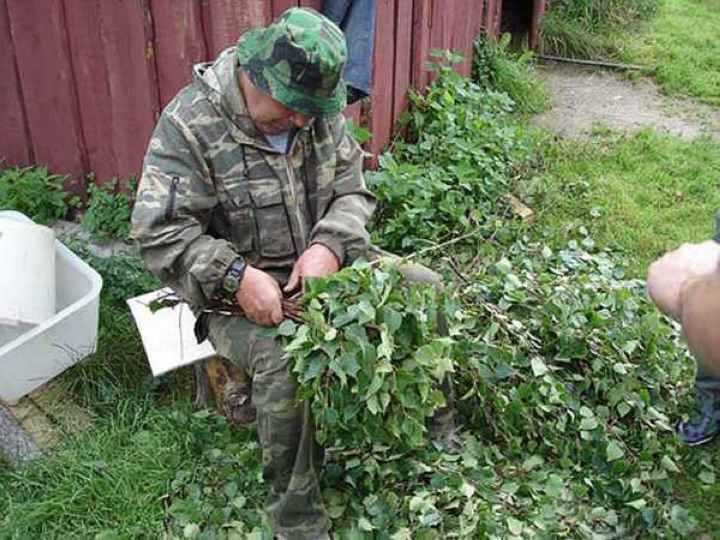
[683,433,719,446]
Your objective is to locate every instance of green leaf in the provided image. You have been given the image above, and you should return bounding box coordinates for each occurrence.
[277,319,297,337]
[606,441,625,462]
[625,499,646,510]
[699,470,716,484]
[530,356,548,377]
[358,517,374,531]
[507,517,523,535]
[324,327,338,341]
[661,455,680,474]
[522,455,544,471]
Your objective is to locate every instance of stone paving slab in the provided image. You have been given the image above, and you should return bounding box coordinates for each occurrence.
[0,403,40,462]
[0,383,91,463]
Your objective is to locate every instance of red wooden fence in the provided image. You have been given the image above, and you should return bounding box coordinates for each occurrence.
[0,0,542,196]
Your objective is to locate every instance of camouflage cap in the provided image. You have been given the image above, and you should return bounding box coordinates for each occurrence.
[236,7,347,118]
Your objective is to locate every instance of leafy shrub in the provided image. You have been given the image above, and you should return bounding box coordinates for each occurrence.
[81,179,134,241]
[473,33,550,114]
[0,166,73,224]
[367,54,531,253]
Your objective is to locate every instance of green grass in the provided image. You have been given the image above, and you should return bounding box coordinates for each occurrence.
[0,403,187,538]
[542,0,720,105]
[0,404,266,539]
[474,34,550,115]
[627,0,720,105]
[540,0,659,60]
[519,128,720,277]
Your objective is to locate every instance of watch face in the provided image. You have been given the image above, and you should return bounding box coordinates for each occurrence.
[224,259,245,293]
[224,274,239,293]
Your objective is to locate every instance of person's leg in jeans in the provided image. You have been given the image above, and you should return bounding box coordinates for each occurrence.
[675,273,720,445]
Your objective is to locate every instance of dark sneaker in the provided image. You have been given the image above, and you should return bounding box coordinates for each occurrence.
[677,384,720,446]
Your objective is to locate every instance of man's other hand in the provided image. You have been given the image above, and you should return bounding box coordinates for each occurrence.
[236,266,283,327]
[647,240,720,321]
[284,243,340,293]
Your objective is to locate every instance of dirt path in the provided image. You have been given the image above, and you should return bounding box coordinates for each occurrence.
[532,63,720,139]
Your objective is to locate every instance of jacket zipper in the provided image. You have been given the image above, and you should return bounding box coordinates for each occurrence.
[284,157,307,252]
[165,176,180,221]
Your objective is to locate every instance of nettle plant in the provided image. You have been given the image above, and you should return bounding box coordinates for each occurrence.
[81,179,135,242]
[0,166,74,224]
[279,260,464,451]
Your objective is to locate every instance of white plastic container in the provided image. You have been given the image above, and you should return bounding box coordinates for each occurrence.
[0,219,56,325]
[0,211,102,402]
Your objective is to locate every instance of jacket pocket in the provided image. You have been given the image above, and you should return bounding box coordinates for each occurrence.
[217,185,254,253]
[248,185,295,258]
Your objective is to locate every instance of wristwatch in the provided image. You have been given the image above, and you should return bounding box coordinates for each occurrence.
[222,257,247,295]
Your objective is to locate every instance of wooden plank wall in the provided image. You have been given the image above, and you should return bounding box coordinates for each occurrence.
[0,0,520,193]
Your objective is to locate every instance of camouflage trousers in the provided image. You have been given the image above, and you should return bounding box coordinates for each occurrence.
[206,252,454,540]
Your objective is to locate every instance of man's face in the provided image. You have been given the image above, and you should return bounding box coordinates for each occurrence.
[240,71,313,135]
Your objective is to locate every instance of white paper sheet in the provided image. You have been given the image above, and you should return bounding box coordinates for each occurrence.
[127,288,216,376]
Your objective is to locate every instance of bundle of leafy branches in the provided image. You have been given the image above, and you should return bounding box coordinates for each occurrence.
[366,52,535,253]
[278,233,697,537]
[280,260,463,451]
[540,0,660,60]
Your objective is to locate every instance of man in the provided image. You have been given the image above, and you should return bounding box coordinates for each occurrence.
[132,8,452,539]
[647,220,720,446]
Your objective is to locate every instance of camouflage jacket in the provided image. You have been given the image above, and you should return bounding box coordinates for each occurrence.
[131,47,376,308]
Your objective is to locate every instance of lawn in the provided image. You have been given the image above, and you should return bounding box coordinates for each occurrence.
[627,0,720,105]
[520,128,720,278]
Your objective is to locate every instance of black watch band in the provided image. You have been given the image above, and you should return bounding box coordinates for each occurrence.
[223,257,247,294]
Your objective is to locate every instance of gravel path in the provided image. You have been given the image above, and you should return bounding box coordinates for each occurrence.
[532,63,720,139]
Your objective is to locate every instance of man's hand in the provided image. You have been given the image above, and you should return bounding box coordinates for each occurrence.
[284,243,340,293]
[647,240,720,321]
[235,266,283,327]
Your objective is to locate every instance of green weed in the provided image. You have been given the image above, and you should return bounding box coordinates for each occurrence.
[0,166,75,224]
[81,179,135,242]
[345,118,372,145]
[474,33,550,115]
[50,239,171,411]
[368,53,532,253]
[0,406,267,539]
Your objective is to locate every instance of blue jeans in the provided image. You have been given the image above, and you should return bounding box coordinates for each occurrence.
[323,0,376,97]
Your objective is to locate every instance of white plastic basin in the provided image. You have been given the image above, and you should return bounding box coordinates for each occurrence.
[0,211,102,402]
